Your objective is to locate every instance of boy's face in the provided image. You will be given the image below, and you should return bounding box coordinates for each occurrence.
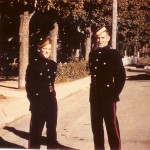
[96,31,110,48]
[39,44,52,59]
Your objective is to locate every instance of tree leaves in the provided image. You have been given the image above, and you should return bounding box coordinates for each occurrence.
[118,0,149,48]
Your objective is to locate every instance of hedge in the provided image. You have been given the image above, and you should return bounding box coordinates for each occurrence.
[56,61,89,83]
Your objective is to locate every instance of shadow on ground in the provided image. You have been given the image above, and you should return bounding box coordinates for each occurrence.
[0,77,18,89]
[127,74,150,80]
[3,126,77,149]
[0,84,18,89]
[0,137,25,149]
[0,77,18,82]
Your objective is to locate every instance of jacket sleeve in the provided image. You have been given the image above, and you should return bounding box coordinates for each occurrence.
[51,61,57,84]
[113,51,126,94]
[25,64,38,102]
[54,62,57,79]
[88,51,93,75]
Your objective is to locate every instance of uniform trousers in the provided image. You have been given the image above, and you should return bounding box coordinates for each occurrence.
[90,102,121,150]
[28,99,57,149]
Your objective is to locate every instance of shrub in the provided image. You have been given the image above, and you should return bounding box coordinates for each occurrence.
[56,60,89,83]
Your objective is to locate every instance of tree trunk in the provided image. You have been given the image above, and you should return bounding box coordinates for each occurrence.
[112,0,117,49]
[18,11,32,89]
[49,22,58,62]
[85,27,91,61]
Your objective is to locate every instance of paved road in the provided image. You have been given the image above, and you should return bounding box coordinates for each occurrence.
[0,71,150,150]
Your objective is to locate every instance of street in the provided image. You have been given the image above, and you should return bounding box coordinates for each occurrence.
[0,71,150,150]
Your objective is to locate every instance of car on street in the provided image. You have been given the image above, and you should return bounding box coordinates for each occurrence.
[144,64,150,75]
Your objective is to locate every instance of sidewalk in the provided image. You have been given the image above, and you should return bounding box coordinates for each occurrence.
[0,76,90,128]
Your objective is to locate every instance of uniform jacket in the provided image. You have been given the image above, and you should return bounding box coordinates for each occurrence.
[89,46,126,103]
[25,52,57,114]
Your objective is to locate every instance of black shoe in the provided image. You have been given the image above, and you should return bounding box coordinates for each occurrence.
[47,141,59,149]
[47,141,76,149]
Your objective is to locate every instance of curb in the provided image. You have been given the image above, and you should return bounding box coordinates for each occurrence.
[124,66,145,72]
[0,76,90,128]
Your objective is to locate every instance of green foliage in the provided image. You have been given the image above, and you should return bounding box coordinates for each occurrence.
[84,0,112,29]
[55,0,86,19]
[56,60,89,83]
[1,0,149,64]
[118,0,150,48]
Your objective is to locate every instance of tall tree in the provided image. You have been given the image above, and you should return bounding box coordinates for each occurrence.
[19,11,34,89]
[85,27,91,61]
[1,0,149,83]
[49,22,58,62]
[1,0,58,88]
[118,0,150,51]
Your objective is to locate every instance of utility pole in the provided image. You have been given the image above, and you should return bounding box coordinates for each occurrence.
[112,0,117,49]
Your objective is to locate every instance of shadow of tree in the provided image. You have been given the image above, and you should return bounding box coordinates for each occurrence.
[127,74,150,80]
[0,84,18,89]
[0,77,18,82]
[0,137,25,149]
[4,126,77,149]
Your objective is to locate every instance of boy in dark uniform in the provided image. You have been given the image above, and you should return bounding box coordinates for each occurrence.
[26,36,58,149]
[89,26,126,150]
